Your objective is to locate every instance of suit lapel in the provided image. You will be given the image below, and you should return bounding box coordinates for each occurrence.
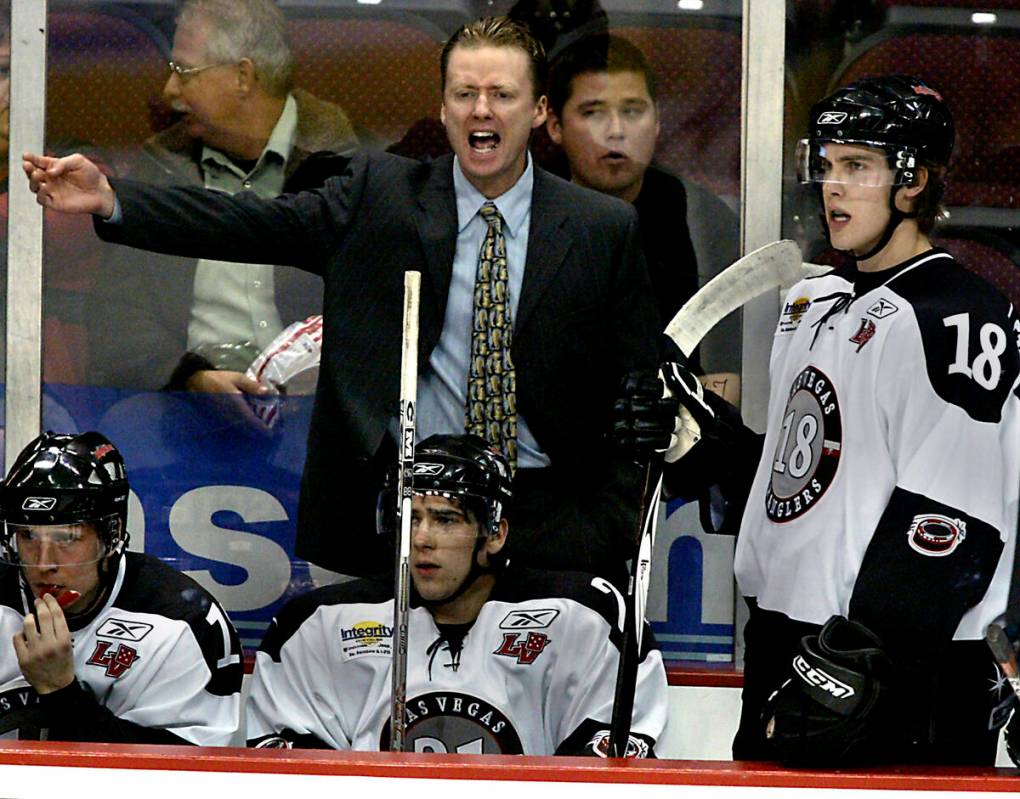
[414,155,458,333]
[516,168,571,335]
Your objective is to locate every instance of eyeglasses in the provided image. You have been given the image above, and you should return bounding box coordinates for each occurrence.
[167,60,232,81]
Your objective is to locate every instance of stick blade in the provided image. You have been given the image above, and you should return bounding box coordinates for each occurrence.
[665,239,805,357]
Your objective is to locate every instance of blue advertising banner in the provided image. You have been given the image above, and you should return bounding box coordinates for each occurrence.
[39,383,735,660]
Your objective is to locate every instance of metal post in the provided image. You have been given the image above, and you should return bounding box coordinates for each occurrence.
[5,0,46,469]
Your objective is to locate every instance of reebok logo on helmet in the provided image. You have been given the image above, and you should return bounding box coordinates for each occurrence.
[413,463,445,476]
[22,497,57,511]
[817,111,847,125]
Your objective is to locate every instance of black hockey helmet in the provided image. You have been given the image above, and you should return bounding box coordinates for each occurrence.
[377,434,513,539]
[797,75,954,188]
[0,431,129,565]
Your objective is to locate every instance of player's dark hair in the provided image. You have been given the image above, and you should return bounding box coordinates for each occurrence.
[911,167,946,234]
[548,34,656,117]
[441,16,548,102]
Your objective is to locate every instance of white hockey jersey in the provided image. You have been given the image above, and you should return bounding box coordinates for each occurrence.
[736,249,1020,642]
[0,552,243,744]
[247,568,668,755]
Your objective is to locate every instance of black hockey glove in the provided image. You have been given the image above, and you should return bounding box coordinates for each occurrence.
[613,355,716,463]
[763,616,905,765]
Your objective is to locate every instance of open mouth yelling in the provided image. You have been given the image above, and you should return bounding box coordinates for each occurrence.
[469,131,500,153]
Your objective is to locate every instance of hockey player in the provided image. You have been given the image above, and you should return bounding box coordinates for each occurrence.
[0,431,243,744]
[246,433,668,755]
[616,75,1020,765]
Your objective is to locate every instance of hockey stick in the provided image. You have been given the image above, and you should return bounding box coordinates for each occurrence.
[390,271,421,753]
[665,239,821,358]
[607,463,662,756]
[606,239,819,757]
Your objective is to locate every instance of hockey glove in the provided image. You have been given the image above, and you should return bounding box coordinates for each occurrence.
[613,357,715,464]
[763,616,904,765]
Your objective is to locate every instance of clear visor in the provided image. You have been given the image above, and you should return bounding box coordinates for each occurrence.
[1,522,104,567]
[795,139,912,188]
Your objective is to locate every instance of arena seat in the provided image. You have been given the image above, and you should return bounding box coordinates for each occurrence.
[288,16,461,148]
[46,9,169,166]
[829,18,1020,210]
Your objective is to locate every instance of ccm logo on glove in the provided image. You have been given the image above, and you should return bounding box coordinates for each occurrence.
[792,654,856,699]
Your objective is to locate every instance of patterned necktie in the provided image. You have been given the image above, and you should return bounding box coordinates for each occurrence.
[466,201,517,472]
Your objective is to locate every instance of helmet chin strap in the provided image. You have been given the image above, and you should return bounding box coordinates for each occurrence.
[820,184,917,263]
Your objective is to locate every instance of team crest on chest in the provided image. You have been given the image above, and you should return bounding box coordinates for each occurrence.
[494,631,551,665]
[766,366,843,522]
[86,641,141,678]
[849,318,877,351]
[379,691,523,754]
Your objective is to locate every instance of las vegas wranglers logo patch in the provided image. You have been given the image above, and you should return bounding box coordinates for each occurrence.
[379,691,523,754]
[766,366,843,522]
[907,514,967,557]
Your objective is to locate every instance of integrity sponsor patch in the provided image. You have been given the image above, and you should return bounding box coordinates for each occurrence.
[340,620,393,661]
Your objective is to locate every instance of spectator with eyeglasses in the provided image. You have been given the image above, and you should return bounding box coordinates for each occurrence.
[86,0,360,395]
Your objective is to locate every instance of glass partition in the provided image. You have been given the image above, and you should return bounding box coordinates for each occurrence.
[36,0,744,662]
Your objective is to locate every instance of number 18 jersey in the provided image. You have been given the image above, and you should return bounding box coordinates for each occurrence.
[735,248,1020,642]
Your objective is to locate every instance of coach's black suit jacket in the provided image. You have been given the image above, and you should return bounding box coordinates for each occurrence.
[97,151,659,579]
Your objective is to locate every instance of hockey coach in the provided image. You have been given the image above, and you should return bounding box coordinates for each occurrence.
[21,15,659,585]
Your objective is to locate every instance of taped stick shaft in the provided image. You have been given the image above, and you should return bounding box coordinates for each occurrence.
[390,271,421,752]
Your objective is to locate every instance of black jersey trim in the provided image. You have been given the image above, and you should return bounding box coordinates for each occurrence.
[883,251,1019,422]
[112,553,243,697]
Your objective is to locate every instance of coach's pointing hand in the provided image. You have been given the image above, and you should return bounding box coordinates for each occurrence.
[22,152,116,219]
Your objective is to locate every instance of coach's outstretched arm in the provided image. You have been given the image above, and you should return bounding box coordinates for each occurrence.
[22,152,116,219]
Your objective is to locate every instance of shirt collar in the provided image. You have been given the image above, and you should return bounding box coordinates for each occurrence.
[453,152,533,237]
[201,93,298,176]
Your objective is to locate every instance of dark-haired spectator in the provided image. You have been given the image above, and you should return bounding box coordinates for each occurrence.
[547,34,700,344]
